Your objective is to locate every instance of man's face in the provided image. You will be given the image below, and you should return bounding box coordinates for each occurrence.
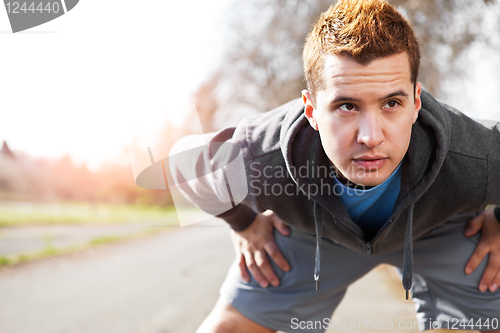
[303,52,422,187]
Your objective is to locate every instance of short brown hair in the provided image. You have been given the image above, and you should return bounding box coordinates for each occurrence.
[303,0,420,102]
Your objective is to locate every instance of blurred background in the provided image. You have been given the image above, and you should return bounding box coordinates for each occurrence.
[1,0,500,208]
[0,0,499,332]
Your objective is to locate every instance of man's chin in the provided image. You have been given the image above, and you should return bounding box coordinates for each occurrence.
[344,174,388,188]
[333,164,388,187]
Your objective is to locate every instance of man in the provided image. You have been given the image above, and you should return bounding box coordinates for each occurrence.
[170,0,500,332]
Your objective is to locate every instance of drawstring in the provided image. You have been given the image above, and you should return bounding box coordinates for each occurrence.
[314,202,323,290]
[402,204,415,300]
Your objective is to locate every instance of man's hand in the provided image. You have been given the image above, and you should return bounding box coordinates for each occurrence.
[464,208,500,292]
[231,210,290,288]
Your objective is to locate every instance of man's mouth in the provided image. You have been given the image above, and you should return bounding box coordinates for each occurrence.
[352,155,388,170]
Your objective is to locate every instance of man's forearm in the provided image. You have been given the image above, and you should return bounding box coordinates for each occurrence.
[217,204,257,231]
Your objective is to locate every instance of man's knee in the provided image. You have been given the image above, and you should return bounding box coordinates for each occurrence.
[196,297,275,333]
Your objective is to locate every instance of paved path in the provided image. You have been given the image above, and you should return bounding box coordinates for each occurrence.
[0,220,468,333]
[0,219,233,333]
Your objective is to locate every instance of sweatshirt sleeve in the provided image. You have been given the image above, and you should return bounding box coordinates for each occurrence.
[484,121,500,205]
[168,127,257,231]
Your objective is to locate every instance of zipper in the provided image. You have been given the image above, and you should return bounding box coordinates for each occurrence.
[366,207,410,254]
[333,218,371,254]
[333,217,364,239]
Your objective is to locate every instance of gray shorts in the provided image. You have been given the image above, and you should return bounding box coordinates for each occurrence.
[220,218,500,332]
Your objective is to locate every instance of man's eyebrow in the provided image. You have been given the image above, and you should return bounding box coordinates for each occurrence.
[330,96,362,104]
[381,90,409,100]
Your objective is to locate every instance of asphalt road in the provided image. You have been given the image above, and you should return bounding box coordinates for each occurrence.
[0,219,233,333]
[0,224,158,256]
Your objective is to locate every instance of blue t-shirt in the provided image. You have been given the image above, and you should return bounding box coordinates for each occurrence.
[333,162,402,239]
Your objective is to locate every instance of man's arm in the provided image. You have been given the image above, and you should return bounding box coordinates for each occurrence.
[168,131,251,228]
[465,207,500,292]
[464,120,500,292]
[170,132,290,286]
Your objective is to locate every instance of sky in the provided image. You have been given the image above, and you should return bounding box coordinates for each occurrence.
[0,0,232,170]
[1,0,499,171]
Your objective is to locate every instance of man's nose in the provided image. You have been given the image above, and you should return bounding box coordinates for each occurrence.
[357,112,384,148]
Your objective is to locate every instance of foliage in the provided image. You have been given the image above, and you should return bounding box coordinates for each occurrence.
[0,146,174,206]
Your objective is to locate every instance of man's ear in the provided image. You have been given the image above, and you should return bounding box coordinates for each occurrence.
[302,90,318,131]
[413,82,422,124]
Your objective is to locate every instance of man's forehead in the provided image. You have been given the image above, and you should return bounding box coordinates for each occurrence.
[322,53,412,85]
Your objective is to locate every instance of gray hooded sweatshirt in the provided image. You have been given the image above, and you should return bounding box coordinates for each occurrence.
[170,89,500,296]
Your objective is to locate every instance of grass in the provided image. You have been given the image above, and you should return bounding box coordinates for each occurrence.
[0,201,181,227]
[0,227,161,267]
[0,200,192,266]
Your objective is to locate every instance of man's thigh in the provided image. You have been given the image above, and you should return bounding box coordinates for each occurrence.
[220,227,380,333]
[381,217,500,331]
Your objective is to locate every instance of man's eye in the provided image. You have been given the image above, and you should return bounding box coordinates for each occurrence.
[339,103,356,111]
[385,100,399,108]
